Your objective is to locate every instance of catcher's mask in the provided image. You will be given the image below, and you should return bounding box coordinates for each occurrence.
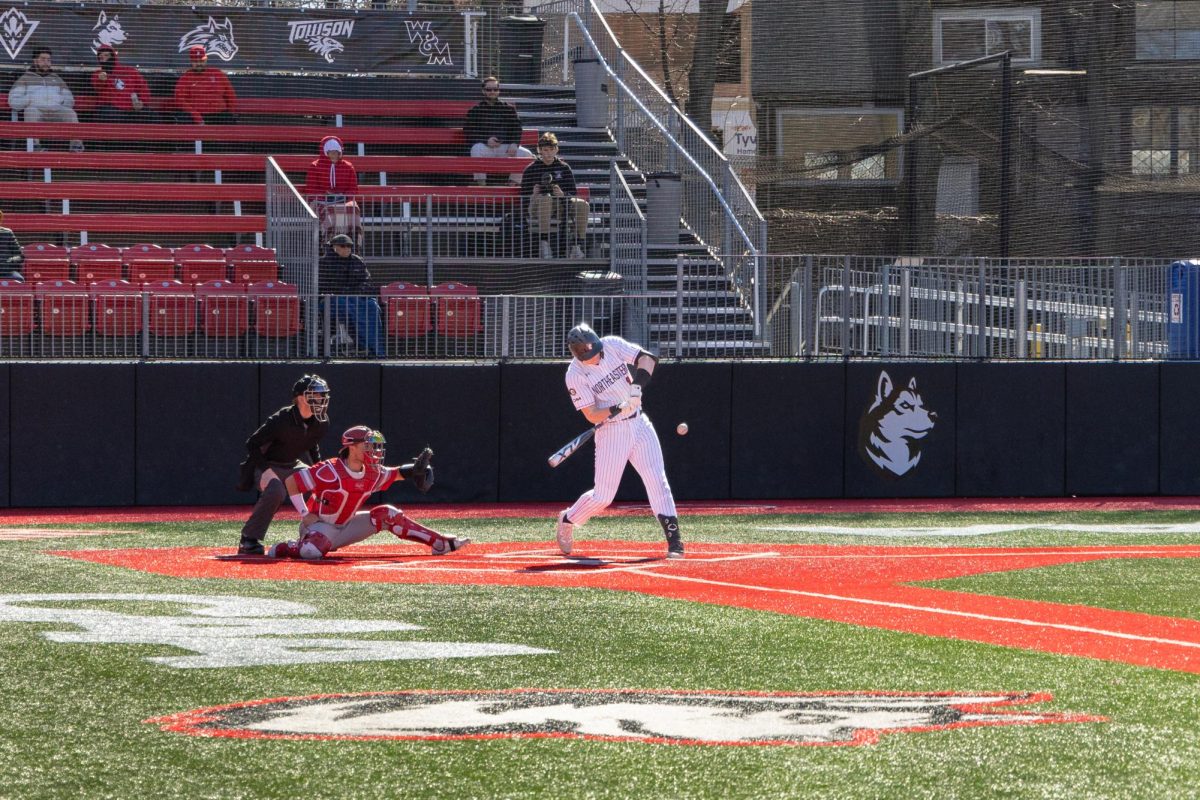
[341,425,386,465]
[567,323,603,361]
[293,374,331,422]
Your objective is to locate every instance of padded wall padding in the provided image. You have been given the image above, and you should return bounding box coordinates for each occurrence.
[1065,364,1159,496]
[731,363,844,499]
[137,363,260,505]
[649,362,732,501]
[1161,364,1200,494]
[499,363,578,502]
[843,362,957,498]
[381,364,499,503]
[11,363,135,506]
[956,363,1066,497]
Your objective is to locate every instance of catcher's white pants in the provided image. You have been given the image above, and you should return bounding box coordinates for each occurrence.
[567,413,676,525]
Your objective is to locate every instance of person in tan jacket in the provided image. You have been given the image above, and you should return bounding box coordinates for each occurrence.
[8,47,82,152]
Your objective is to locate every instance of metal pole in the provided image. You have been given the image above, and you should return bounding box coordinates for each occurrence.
[904,75,918,257]
[1000,52,1012,260]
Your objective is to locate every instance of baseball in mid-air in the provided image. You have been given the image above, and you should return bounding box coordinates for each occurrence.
[676,422,689,436]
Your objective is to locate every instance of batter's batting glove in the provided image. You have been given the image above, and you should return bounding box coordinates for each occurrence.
[400,447,435,493]
[629,384,643,398]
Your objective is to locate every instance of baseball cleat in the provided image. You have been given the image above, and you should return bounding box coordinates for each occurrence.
[658,514,684,559]
[266,540,298,559]
[237,537,265,556]
[556,510,574,555]
[431,535,471,556]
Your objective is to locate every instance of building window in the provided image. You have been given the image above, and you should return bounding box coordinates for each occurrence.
[933,9,1041,65]
[1131,106,1200,176]
[777,108,903,184]
[1136,1,1200,59]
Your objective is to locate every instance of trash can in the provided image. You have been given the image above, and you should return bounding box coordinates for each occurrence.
[499,15,546,85]
[1168,260,1200,358]
[573,58,608,128]
[645,172,681,245]
[575,270,624,337]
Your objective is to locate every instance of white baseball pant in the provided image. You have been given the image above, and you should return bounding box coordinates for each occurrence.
[566,413,677,525]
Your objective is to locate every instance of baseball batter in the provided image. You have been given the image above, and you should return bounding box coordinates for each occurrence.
[266,425,468,559]
[556,323,683,558]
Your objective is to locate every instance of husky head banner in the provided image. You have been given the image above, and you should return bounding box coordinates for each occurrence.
[858,370,938,478]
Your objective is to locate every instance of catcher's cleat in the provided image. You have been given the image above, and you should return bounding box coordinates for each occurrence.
[237,537,265,556]
[266,540,299,559]
[555,510,574,555]
[431,535,470,556]
[658,514,684,559]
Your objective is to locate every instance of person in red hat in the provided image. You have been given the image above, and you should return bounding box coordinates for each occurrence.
[91,45,153,123]
[305,135,362,247]
[173,45,236,125]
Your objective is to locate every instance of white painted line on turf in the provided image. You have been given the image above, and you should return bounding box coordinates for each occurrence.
[621,569,1200,651]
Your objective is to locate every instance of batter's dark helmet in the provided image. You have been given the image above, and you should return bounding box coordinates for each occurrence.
[567,323,603,361]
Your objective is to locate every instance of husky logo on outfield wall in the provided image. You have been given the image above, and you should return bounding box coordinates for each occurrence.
[91,10,126,53]
[857,370,937,478]
[0,594,552,668]
[178,16,238,61]
[0,8,39,60]
[147,689,1104,746]
[286,18,354,64]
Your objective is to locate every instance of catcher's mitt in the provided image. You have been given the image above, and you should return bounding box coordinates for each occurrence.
[401,447,435,493]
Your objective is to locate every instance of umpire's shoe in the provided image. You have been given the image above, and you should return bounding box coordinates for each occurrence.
[658,514,684,559]
[237,536,265,556]
[555,510,574,555]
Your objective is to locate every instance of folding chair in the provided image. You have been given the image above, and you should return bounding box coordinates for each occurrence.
[145,279,197,338]
[247,281,302,338]
[124,244,177,284]
[22,242,71,282]
[0,279,35,337]
[226,245,280,285]
[176,243,229,285]
[380,282,432,338]
[89,278,142,337]
[36,279,92,337]
[71,243,124,282]
[432,282,482,338]
[195,280,249,339]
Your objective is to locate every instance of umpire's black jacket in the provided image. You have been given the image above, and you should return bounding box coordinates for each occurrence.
[244,405,328,469]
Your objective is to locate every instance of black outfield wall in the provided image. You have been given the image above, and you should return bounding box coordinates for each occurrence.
[1,362,1197,507]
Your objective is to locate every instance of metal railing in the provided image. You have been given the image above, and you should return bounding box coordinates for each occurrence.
[763,255,1174,360]
[265,157,319,355]
[609,160,648,343]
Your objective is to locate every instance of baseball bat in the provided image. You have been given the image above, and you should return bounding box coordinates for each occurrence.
[547,403,625,468]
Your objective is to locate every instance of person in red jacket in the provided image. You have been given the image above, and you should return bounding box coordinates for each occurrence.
[173,45,236,125]
[91,45,153,123]
[306,135,362,247]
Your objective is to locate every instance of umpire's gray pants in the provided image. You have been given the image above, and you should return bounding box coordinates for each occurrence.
[240,462,304,542]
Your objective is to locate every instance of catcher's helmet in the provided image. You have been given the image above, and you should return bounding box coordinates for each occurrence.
[341,425,386,465]
[567,323,603,361]
[293,374,331,422]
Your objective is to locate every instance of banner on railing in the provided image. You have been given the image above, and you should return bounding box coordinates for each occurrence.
[0,4,464,74]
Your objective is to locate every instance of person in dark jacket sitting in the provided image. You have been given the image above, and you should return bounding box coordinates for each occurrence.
[0,211,25,280]
[319,234,383,358]
[465,76,532,186]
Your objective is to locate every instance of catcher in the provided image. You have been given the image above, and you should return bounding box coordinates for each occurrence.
[266,425,468,559]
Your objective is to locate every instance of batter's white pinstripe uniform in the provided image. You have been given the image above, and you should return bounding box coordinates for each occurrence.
[563,335,677,525]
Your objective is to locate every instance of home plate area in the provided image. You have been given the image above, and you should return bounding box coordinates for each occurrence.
[56,542,1200,675]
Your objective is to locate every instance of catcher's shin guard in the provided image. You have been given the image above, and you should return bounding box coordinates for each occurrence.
[370,505,435,545]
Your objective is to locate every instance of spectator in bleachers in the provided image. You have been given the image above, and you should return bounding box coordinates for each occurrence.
[305,135,362,248]
[466,76,531,186]
[521,132,588,260]
[0,211,24,281]
[174,45,237,125]
[319,234,383,358]
[8,46,83,152]
[91,45,153,124]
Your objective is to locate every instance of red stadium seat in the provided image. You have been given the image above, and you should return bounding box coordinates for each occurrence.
[72,243,124,282]
[22,242,70,282]
[36,280,92,336]
[247,281,301,338]
[124,244,177,284]
[432,282,482,337]
[195,280,249,338]
[176,243,229,284]
[380,282,432,338]
[145,279,196,337]
[89,279,142,336]
[0,279,35,336]
[226,245,280,285]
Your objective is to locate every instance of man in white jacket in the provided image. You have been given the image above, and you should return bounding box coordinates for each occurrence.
[9,47,83,152]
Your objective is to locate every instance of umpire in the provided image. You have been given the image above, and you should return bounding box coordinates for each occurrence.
[235,374,331,555]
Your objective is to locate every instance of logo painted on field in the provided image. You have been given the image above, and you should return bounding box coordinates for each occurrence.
[0,594,551,668]
[286,18,354,64]
[757,521,1200,538]
[858,370,937,478]
[0,8,39,60]
[147,689,1103,745]
[179,17,238,61]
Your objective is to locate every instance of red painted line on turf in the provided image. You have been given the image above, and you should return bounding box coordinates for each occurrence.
[8,495,1200,524]
[56,542,1200,674]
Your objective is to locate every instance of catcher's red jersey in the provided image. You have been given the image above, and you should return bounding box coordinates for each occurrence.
[295,458,399,525]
